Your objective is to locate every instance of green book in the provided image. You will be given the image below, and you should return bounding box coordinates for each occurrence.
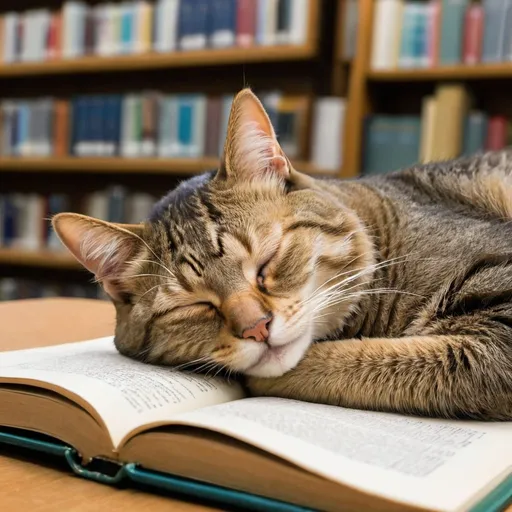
[439,0,469,64]
[363,116,421,175]
[0,337,511,512]
[463,112,488,156]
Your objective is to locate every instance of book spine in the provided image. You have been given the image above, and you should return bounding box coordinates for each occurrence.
[342,0,358,60]
[192,95,207,157]
[426,0,441,67]
[177,95,194,156]
[371,0,403,70]
[439,0,468,64]
[204,96,222,157]
[462,112,488,155]
[288,0,309,45]
[482,0,505,62]
[463,2,484,64]
[502,0,512,60]
[362,117,400,175]
[53,99,70,158]
[275,0,292,44]
[310,97,346,172]
[209,0,236,48]
[236,0,257,47]
[485,115,507,150]
[419,95,437,163]
[399,4,418,68]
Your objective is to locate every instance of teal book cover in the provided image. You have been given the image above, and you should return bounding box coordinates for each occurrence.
[463,112,488,155]
[362,116,401,175]
[177,95,195,155]
[399,4,418,68]
[120,3,134,54]
[395,116,421,169]
[439,0,468,64]
[482,0,508,62]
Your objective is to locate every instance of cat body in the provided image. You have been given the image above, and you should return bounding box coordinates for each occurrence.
[53,89,512,420]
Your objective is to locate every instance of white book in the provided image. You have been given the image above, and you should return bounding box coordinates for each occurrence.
[36,10,52,62]
[158,96,178,157]
[22,194,45,250]
[63,1,85,58]
[121,95,139,157]
[126,193,155,223]
[20,11,34,62]
[191,96,207,158]
[93,5,107,56]
[154,0,179,52]
[3,13,19,63]
[262,0,279,46]
[85,191,109,221]
[288,0,309,45]
[370,0,404,70]
[310,97,346,172]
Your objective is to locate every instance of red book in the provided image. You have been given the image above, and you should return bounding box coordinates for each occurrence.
[236,0,257,47]
[47,12,58,59]
[485,116,508,150]
[463,3,484,65]
[427,0,441,67]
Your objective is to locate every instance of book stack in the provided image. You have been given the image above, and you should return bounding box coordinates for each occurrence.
[0,93,346,171]
[0,278,103,301]
[362,83,511,175]
[0,188,156,251]
[0,0,310,64]
[371,0,512,69]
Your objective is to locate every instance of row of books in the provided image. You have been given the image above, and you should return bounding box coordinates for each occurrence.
[363,83,511,175]
[0,278,103,301]
[371,0,512,70]
[1,0,310,63]
[0,93,346,170]
[0,188,156,251]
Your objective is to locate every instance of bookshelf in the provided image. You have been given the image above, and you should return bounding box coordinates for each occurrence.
[342,0,512,178]
[0,157,335,176]
[0,0,348,297]
[0,45,318,78]
[0,248,79,270]
[368,64,512,82]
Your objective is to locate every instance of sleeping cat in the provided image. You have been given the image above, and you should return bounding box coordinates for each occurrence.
[53,88,512,420]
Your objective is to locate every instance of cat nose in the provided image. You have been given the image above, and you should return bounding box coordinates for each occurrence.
[242,315,272,343]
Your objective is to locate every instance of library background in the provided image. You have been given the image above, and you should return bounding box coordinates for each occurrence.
[0,0,510,300]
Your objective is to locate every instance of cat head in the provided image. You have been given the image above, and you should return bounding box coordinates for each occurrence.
[53,89,373,378]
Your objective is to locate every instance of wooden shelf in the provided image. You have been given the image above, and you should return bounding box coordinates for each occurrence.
[0,157,336,176]
[0,248,80,269]
[367,63,512,81]
[0,45,315,78]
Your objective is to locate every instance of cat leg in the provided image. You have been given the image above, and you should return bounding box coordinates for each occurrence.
[246,334,512,420]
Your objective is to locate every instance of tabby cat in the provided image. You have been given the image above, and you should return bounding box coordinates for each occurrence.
[53,88,512,421]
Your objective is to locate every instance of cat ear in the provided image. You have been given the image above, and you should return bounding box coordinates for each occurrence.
[219,88,290,182]
[52,213,144,300]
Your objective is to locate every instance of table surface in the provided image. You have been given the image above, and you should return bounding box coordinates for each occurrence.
[0,298,217,512]
[1,298,510,512]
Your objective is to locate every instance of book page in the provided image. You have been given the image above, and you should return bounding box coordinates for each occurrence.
[174,397,512,511]
[0,337,244,448]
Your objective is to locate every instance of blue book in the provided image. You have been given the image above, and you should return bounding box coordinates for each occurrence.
[16,102,30,156]
[413,5,429,67]
[482,0,508,62]
[179,0,208,50]
[209,0,236,48]
[72,98,88,157]
[398,4,419,68]
[256,0,268,45]
[2,196,17,247]
[463,112,488,155]
[120,2,134,54]
[89,96,105,156]
[177,95,194,155]
[439,0,469,64]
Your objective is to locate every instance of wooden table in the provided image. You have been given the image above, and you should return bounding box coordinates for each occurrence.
[0,298,218,512]
[1,298,510,512]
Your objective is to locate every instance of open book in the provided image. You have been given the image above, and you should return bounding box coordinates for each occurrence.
[0,337,510,512]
